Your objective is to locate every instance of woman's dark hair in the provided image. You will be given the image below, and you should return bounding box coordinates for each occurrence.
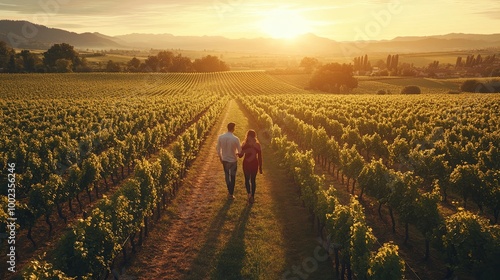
[242,129,259,146]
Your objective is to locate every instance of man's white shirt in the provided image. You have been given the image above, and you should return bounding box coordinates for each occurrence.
[216,132,242,162]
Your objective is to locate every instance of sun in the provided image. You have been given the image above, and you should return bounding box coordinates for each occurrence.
[258,9,311,39]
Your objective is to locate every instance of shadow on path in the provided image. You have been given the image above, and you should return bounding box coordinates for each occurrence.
[182,199,234,280]
[212,204,253,280]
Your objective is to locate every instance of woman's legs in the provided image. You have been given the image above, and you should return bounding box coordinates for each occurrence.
[244,165,258,203]
[250,172,257,196]
[244,171,251,195]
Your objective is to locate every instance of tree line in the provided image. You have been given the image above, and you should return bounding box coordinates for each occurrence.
[300,52,500,81]
[0,41,229,73]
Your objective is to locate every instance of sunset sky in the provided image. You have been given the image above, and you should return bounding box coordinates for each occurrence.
[1,0,499,41]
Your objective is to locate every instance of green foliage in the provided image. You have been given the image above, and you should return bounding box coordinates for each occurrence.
[414,185,442,241]
[71,208,118,277]
[28,183,55,218]
[350,218,376,279]
[358,159,390,200]
[309,63,358,93]
[192,55,230,72]
[388,172,420,229]
[442,210,500,278]
[23,254,75,280]
[315,186,338,225]
[449,164,485,209]
[106,60,121,72]
[299,56,320,73]
[43,43,82,72]
[0,195,8,230]
[326,202,353,263]
[400,85,421,94]
[158,149,180,190]
[368,242,405,280]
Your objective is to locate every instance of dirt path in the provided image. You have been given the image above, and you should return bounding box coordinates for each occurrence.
[125,99,334,280]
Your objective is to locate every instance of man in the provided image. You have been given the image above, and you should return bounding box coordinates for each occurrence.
[216,122,242,199]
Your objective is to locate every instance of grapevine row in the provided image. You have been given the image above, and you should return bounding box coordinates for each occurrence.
[240,92,500,279]
[21,97,228,279]
[239,97,406,279]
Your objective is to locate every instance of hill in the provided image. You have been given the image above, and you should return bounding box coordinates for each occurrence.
[0,20,125,49]
[1,20,500,54]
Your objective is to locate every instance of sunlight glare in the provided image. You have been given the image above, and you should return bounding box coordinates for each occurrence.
[258,9,311,39]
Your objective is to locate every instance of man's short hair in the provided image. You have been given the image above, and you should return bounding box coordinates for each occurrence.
[227,122,236,132]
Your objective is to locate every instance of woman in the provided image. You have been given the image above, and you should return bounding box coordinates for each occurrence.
[239,129,263,204]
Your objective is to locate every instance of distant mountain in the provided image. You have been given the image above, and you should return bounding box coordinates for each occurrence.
[1,20,500,54]
[0,20,125,49]
[114,32,339,54]
[393,33,500,42]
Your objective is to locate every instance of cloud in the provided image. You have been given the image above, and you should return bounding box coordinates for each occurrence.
[476,10,500,20]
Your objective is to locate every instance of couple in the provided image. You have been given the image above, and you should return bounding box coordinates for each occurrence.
[216,122,263,204]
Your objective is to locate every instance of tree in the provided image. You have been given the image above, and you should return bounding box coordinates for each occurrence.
[55,59,73,73]
[192,55,229,72]
[106,60,121,72]
[460,79,481,92]
[309,63,358,93]
[401,85,421,94]
[0,40,15,70]
[391,54,399,72]
[43,43,81,71]
[300,57,320,73]
[127,57,141,72]
[19,50,40,72]
[7,54,21,72]
[144,55,160,72]
[171,54,193,72]
[157,51,174,72]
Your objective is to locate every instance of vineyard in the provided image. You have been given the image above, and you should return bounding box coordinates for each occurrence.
[1,72,499,279]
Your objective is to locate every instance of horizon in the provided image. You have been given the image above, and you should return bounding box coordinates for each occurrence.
[3,18,500,43]
[1,1,500,41]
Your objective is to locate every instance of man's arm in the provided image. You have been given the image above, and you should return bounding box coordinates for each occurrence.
[236,137,242,156]
[216,136,222,162]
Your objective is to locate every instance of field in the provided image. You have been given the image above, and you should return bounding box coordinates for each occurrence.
[272,73,500,94]
[1,72,499,280]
